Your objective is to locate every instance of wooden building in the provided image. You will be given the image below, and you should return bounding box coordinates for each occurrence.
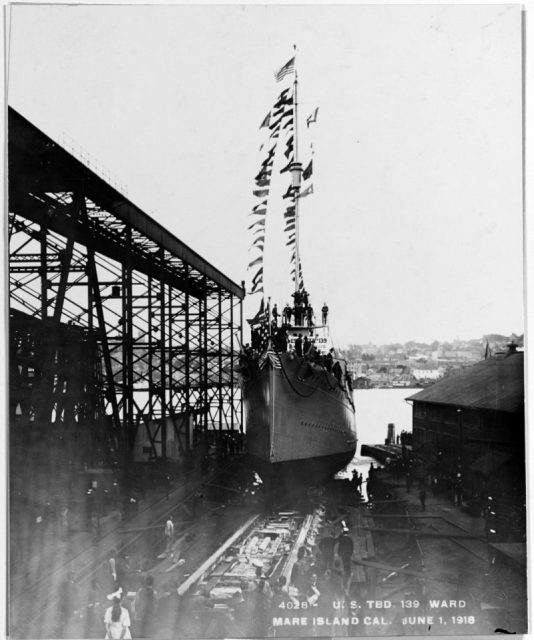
[406,345,525,537]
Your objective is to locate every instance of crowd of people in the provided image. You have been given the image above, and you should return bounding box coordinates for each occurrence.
[270,290,329,329]
[57,548,183,638]
[174,524,361,638]
[245,331,353,392]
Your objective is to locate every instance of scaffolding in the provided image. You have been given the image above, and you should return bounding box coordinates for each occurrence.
[8,107,245,466]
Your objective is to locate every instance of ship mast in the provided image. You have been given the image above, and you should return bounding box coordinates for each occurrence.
[290,46,303,294]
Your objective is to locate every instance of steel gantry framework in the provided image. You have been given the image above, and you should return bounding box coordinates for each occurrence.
[8,108,245,465]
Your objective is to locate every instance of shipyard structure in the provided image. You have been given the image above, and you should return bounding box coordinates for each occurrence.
[8,107,527,639]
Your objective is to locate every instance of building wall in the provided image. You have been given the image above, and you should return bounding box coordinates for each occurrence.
[413,401,524,465]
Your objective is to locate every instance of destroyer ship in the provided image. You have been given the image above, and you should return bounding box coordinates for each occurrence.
[240,53,357,483]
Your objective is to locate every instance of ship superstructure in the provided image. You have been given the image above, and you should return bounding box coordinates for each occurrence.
[240,52,357,483]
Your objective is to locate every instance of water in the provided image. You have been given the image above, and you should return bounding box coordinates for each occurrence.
[354,387,416,446]
[337,387,417,481]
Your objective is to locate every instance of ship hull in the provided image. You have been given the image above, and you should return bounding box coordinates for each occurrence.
[249,449,356,486]
[241,351,357,484]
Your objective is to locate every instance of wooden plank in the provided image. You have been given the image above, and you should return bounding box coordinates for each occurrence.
[366,514,445,519]
[365,532,375,558]
[280,514,316,584]
[361,526,481,540]
[203,481,243,494]
[351,565,367,583]
[176,514,260,596]
[352,558,457,585]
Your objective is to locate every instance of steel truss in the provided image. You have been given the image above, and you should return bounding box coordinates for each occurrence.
[8,108,245,465]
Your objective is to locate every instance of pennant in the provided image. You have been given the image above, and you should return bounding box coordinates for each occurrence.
[274,57,295,82]
[269,116,283,131]
[286,237,295,246]
[248,218,266,230]
[260,112,271,129]
[252,267,263,282]
[253,200,267,212]
[255,179,270,188]
[253,189,269,198]
[251,281,264,295]
[248,255,263,269]
[303,160,313,181]
[273,106,292,122]
[250,207,267,216]
[280,159,293,174]
[270,129,280,140]
[283,118,294,130]
[284,206,295,217]
[255,168,272,182]
[251,274,263,291]
[274,88,292,108]
[252,235,265,246]
[284,136,294,159]
[282,185,295,200]
[306,107,319,127]
[298,184,314,198]
[284,222,296,231]
[261,151,276,166]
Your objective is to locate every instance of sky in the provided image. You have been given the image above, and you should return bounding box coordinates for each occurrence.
[7,2,525,347]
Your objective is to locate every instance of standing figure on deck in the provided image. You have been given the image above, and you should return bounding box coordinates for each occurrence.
[324,349,333,372]
[165,516,175,557]
[272,304,279,327]
[283,303,292,324]
[290,547,309,593]
[293,302,301,325]
[295,335,303,357]
[108,549,118,588]
[319,530,337,570]
[306,305,314,327]
[104,594,132,639]
[418,483,427,512]
[336,528,354,579]
[299,301,306,325]
[58,571,79,636]
[133,575,157,638]
[322,303,329,325]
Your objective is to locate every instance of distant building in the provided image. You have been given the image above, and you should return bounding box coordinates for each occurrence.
[407,345,525,539]
[411,363,444,381]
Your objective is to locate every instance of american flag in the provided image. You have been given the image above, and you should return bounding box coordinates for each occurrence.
[274,57,295,82]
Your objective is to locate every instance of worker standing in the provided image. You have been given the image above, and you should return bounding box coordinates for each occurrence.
[165,516,175,557]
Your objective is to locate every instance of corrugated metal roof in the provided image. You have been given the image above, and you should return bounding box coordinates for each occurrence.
[406,351,524,413]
